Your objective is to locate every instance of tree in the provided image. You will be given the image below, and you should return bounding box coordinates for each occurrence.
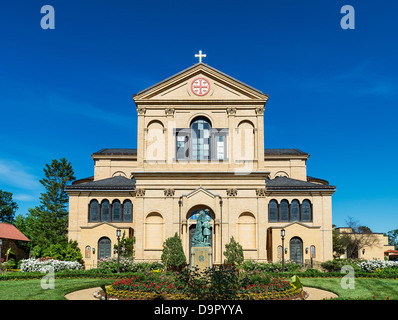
[223,236,244,266]
[28,158,75,247]
[113,231,136,258]
[339,217,379,259]
[332,229,346,258]
[0,190,18,224]
[161,233,187,271]
[386,229,398,250]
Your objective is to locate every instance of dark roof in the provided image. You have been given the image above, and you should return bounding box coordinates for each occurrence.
[72,176,94,185]
[266,176,335,190]
[265,149,309,156]
[93,148,137,156]
[66,176,136,191]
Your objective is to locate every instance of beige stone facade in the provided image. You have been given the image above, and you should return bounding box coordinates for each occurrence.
[335,227,394,260]
[67,63,336,269]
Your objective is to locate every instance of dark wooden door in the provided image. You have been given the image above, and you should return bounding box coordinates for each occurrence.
[98,237,112,260]
[290,237,303,265]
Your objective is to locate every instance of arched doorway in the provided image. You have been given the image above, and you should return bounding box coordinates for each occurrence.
[98,237,112,260]
[186,205,215,265]
[290,237,303,265]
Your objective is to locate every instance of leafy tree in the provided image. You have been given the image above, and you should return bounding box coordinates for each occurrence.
[223,236,244,266]
[114,231,136,258]
[386,229,398,250]
[161,233,187,271]
[0,190,18,224]
[332,228,346,258]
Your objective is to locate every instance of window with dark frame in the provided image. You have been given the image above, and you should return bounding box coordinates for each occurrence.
[88,199,133,223]
[268,199,312,223]
[175,116,228,161]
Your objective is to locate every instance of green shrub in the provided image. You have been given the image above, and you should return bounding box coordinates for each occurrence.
[321,259,362,272]
[161,233,187,271]
[241,260,301,273]
[223,236,244,266]
[302,268,323,276]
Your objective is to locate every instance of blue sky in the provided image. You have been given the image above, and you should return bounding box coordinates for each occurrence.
[0,0,397,233]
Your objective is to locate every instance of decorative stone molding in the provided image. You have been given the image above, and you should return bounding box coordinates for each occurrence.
[226,107,236,115]
[165,107,175,116]
[137,107,146,115]
[255,106,265,115]
[256,188,267,197]
[226,188,238,197]
[135,188,146,197]
[164,188,175,197]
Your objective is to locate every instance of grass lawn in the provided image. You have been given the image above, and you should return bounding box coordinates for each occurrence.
[0,277,397,300]
[0,278,115,300]
[301,278,398,300]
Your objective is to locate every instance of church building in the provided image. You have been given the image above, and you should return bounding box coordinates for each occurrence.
[66,53,336,269]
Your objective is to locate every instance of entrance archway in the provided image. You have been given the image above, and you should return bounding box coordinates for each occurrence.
[186,205,215,266]
[290,237,303,265]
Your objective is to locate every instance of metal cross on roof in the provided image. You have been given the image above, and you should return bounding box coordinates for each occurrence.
[195,50,206,63]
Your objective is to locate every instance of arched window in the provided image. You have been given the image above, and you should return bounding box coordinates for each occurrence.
[268,200,278,222]
[123,200,132,222]
[112,200,121,222]
[101,200,110,222]
[89,200,99,221]
[291,200,300,221]
[280,200,289,222]
[98,237,112,259]
[302,200,312,222]
[190,116,211,160]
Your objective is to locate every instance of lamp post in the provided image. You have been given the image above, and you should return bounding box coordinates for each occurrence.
[281,229,285,272]
[116,229,121,273]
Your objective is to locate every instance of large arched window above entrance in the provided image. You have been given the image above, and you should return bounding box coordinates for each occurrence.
[301,199,312,222]
[112,200,121,222]
[101,200,110,222]
[123,200,132,222]
[89,200,99,222]
[190,116,212,160]
[291,200,300,221]
[98,237,112,259]
[280,200,289,222]
[268,200,278,222]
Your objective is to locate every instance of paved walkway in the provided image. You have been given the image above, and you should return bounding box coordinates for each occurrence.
[64,286,338,300]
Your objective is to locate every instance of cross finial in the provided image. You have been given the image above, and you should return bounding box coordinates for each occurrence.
[195,50,206,63]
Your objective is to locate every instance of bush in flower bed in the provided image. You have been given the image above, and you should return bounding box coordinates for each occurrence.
[241,259,301,273]
[19,257,83,273]
[97,257,164,273]
[357,259,398,273]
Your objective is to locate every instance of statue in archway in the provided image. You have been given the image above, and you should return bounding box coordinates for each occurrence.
[191,209,211,247]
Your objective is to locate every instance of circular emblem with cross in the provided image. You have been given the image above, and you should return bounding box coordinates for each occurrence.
[191,77,210,96]
[198,255,205,262]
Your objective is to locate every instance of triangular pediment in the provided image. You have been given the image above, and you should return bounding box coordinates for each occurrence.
[133,63,268,103]
[183,186,219,199]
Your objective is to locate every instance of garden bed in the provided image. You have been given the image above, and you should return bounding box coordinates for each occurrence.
[97,268,304,300]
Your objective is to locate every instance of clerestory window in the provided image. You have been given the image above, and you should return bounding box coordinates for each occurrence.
[175,116,228,161]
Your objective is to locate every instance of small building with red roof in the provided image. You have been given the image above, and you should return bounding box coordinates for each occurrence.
[0,222,30,263]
